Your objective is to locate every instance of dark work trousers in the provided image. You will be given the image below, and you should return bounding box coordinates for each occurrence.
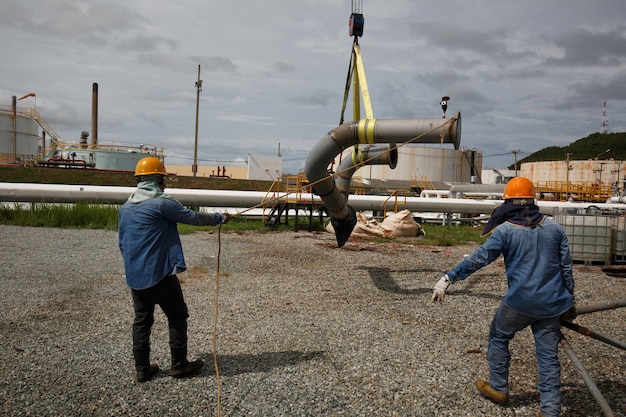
[131,274,189,367]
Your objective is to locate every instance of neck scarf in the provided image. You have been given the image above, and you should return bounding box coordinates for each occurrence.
[128,179,175,203]
[481,200,545,236]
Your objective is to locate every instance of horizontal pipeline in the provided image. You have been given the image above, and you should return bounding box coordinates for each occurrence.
[0,182,624,216]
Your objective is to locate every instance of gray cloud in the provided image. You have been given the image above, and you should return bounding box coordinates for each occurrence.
[0,0,29,28]
[546,26,626,67]
[35,1,141,39]
[2,1,626,174]
[411,22,533,63]
[415,71,472,91]
[558,72,626,109]
[189,56,238,73]
[116,34,178,53]
[271,62,297,74]
[289,89,336,107]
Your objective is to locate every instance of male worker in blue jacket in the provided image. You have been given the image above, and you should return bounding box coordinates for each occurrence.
[119,157,231,382]
[432,177,574,417]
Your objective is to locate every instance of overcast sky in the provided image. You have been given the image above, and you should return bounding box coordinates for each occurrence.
[1,0,625,174]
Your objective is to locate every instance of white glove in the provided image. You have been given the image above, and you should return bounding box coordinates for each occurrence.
[431,274,451,302]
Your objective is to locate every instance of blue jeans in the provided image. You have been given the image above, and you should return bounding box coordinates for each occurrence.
[488,303,563,417]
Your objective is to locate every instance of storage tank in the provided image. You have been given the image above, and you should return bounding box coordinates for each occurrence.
[0,105,40,163]
[521,160,625,185]
[41,145,160,172]
[353,146,482,183]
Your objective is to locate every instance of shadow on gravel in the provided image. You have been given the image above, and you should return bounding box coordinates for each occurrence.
[359,266,505,301]
[358,266,434,295]
[198,350,325,376]
[508,390,540,408]
[561,380,626,416]
[506,379,625,416]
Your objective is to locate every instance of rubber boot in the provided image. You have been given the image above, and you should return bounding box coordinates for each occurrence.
[170,347,204,378]
[134,348,159,382]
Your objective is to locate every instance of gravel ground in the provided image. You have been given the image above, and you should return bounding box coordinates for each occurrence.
[0,225,624,417]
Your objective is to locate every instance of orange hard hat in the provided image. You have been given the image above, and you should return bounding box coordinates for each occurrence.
[135,157,167,176]
[503,177,535,199]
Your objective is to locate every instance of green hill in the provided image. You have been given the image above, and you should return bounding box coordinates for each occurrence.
[511,132,626,169]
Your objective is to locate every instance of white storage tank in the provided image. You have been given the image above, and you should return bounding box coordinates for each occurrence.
[353,146,482,183]
[0,106,40,163]
[41,146,160,172]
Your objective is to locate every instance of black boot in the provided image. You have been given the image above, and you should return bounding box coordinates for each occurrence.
[170,347,204,378]
[134,348,160,382]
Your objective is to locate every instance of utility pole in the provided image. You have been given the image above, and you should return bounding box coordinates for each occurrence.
[193,64,202,177]
[566,152,572,200]
[512,149,521,176]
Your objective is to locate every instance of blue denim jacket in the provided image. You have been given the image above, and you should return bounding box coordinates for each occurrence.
[447,217,574,317]
[118,197,224,290]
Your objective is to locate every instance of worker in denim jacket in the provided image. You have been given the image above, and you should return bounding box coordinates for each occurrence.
[432,177,574,417]
[119,157,231,382]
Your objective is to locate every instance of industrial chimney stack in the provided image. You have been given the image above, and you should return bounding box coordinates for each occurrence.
[91,83,98,147]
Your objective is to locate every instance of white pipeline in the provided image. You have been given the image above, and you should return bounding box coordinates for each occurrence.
[1,182,624,216]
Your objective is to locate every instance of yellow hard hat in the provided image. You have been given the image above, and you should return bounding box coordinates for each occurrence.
[503,177,535,199]
[135,157,167,176]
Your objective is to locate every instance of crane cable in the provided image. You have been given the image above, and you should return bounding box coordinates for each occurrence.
[209,116,455,416]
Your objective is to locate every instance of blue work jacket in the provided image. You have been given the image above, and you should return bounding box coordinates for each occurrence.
[118,197,223,290]
[447,218,574,318]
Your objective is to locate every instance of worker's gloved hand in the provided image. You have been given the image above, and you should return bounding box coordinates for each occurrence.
[220,213,232,224]
[431,274,451,302]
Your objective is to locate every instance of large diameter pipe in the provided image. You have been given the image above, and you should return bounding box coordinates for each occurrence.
[4,183,626,216]
[305,115,460,246]
[367,117,461,148]
[305,115,460,220]
[335,144,398,195]
[0,182,278,207]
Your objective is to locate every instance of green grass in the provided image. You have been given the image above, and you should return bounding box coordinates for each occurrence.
[0,203,486,246]
[0,203,120,229]
[0,203,326,234]
[418,223,487,246]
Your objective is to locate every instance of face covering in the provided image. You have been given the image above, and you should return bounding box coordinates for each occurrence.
[481,200,545,236]
[128,177,175,203]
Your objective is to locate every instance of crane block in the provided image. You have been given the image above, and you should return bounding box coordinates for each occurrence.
[349,13,364,37]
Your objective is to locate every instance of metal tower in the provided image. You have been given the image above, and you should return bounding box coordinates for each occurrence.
[600,100,609,134]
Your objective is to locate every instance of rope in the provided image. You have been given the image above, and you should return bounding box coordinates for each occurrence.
[232,118,457,219]
[212,224,223,417]
[208,117,456,415]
